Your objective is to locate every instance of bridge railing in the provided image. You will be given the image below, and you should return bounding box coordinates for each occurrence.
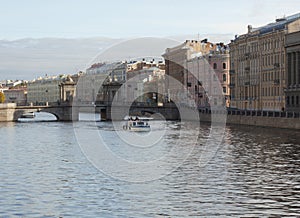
[95,101,176,108]
[25,101,74,107]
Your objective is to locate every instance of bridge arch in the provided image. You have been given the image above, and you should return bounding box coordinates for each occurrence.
[128,105,180,120]
[13,109,59,121]
[37,109,61,121]
[133,109,155,116]
[13,105,78,122]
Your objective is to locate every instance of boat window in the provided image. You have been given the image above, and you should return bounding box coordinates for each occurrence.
[137,122,144,125]
[133,122,136,126]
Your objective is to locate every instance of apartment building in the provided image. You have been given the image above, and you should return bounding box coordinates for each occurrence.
[96,60,165,106]
[229,13,300,111]
[163,40,230,108]
[27,74,77,105]
[286,30,300,112]
[4,88,27,105]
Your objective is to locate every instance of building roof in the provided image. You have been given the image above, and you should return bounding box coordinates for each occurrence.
[257,13,300,35]
[233,12,300,42]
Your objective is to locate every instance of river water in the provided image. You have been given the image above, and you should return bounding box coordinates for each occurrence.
[0,113,299,217]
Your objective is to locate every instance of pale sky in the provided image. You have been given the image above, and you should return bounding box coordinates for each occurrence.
[0,0,299,80]
[0,0,299,40]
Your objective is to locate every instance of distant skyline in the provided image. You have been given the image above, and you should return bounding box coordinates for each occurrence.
[0,0,299,40]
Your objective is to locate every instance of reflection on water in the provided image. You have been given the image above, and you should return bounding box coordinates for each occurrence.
[0,118,299,217]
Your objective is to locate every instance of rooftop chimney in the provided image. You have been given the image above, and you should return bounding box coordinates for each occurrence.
[247,25,252,33]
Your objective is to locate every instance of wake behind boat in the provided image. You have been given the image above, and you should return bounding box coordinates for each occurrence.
[123,116,152,132]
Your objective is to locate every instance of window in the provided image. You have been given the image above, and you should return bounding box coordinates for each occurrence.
[223,63,226,69]
[213,63,217,69]
[223,74,226,82]
[223,87,226,93]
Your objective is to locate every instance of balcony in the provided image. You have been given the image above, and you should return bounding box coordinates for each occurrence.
[273,63,280,68]
[244,66,250,71]
[244,81,250,85]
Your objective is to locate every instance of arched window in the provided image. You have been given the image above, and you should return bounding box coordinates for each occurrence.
[223,74,226,82]
[213,63,217,69]
[223,63,226,69]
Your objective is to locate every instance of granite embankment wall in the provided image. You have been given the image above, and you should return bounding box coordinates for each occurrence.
[199,111,300,130]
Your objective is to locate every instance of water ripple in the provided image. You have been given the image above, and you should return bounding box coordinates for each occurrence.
[0,121,299,217]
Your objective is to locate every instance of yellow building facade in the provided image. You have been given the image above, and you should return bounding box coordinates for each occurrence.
[229,13,300,111]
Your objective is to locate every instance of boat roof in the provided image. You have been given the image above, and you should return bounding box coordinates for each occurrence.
[124,116,153,121]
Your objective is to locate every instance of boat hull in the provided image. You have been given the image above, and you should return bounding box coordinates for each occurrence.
[128,126,150,132]
[123,116,152,132]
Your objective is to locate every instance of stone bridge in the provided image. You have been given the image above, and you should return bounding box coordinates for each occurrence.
[13,105,79,121]
[0,103,79,122]
[1,102,186,122]
[14,105,79,121]
[96,103,180,121]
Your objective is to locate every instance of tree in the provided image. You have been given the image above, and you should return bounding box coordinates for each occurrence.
[0,92,5,103]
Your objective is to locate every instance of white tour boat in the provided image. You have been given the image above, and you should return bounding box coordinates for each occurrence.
[123,116,151,132]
